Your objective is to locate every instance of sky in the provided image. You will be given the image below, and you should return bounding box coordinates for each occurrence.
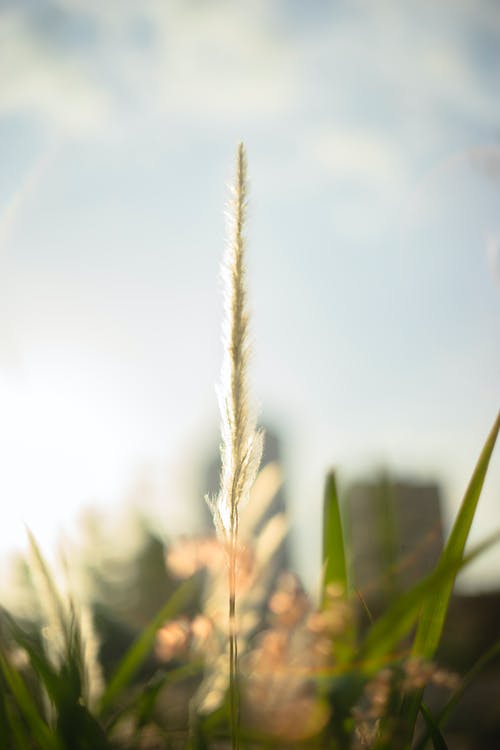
[0,0,499,592]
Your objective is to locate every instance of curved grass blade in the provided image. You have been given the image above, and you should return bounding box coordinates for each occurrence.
[398,411,500,748]
[322,471,348,604]
[412,410,500,660]
[98,576,197,716]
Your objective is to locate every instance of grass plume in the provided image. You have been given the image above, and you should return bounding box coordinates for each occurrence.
[206,143,263,750]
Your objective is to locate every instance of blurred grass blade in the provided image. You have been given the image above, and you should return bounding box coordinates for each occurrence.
[0,650,61,750]
[5,700,32,750]
[98,576,197,716]
[5,612,61,702]
[322,471,348,603]
[26,529,67,635]
[358,528,500,668]
[0,685,13,748]
[412,410,500,660]
[420,703,448,750]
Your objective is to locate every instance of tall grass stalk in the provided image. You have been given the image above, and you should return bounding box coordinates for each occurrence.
[206,144,263,750]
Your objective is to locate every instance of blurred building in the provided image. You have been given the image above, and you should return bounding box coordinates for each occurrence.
[345,476,444,606]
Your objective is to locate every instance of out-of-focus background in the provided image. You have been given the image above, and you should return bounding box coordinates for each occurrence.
[0,0,499,592]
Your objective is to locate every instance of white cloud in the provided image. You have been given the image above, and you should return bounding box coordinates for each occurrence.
[1,0,499,148]
[0,8,112,135]
[0,0,303,138]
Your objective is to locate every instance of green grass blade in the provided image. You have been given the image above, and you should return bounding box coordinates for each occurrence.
[397,412,500,749]
[98,576,197,716]
[5,700,32,750]
[413,411,500,660]
[0,650,61,750]
[419,703,448,750]
[0,681,14,748]
[322,471,348,603]
[358,528,500,669]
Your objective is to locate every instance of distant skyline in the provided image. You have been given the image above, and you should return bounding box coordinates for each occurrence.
[0,0,499,591]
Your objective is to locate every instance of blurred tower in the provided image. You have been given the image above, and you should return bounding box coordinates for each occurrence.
[345,476,444,608]
[202,424,290,572]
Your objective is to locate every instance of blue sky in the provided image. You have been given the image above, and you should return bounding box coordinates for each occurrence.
[0,0,499,591]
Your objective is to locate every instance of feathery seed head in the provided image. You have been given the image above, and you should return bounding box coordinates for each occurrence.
[207,144,263,541]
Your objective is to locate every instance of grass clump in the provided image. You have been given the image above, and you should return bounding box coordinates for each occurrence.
[0,146,499,749]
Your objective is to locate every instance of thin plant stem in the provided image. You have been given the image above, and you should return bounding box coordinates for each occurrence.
[228,532,239,750]
[206,143,263,750]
